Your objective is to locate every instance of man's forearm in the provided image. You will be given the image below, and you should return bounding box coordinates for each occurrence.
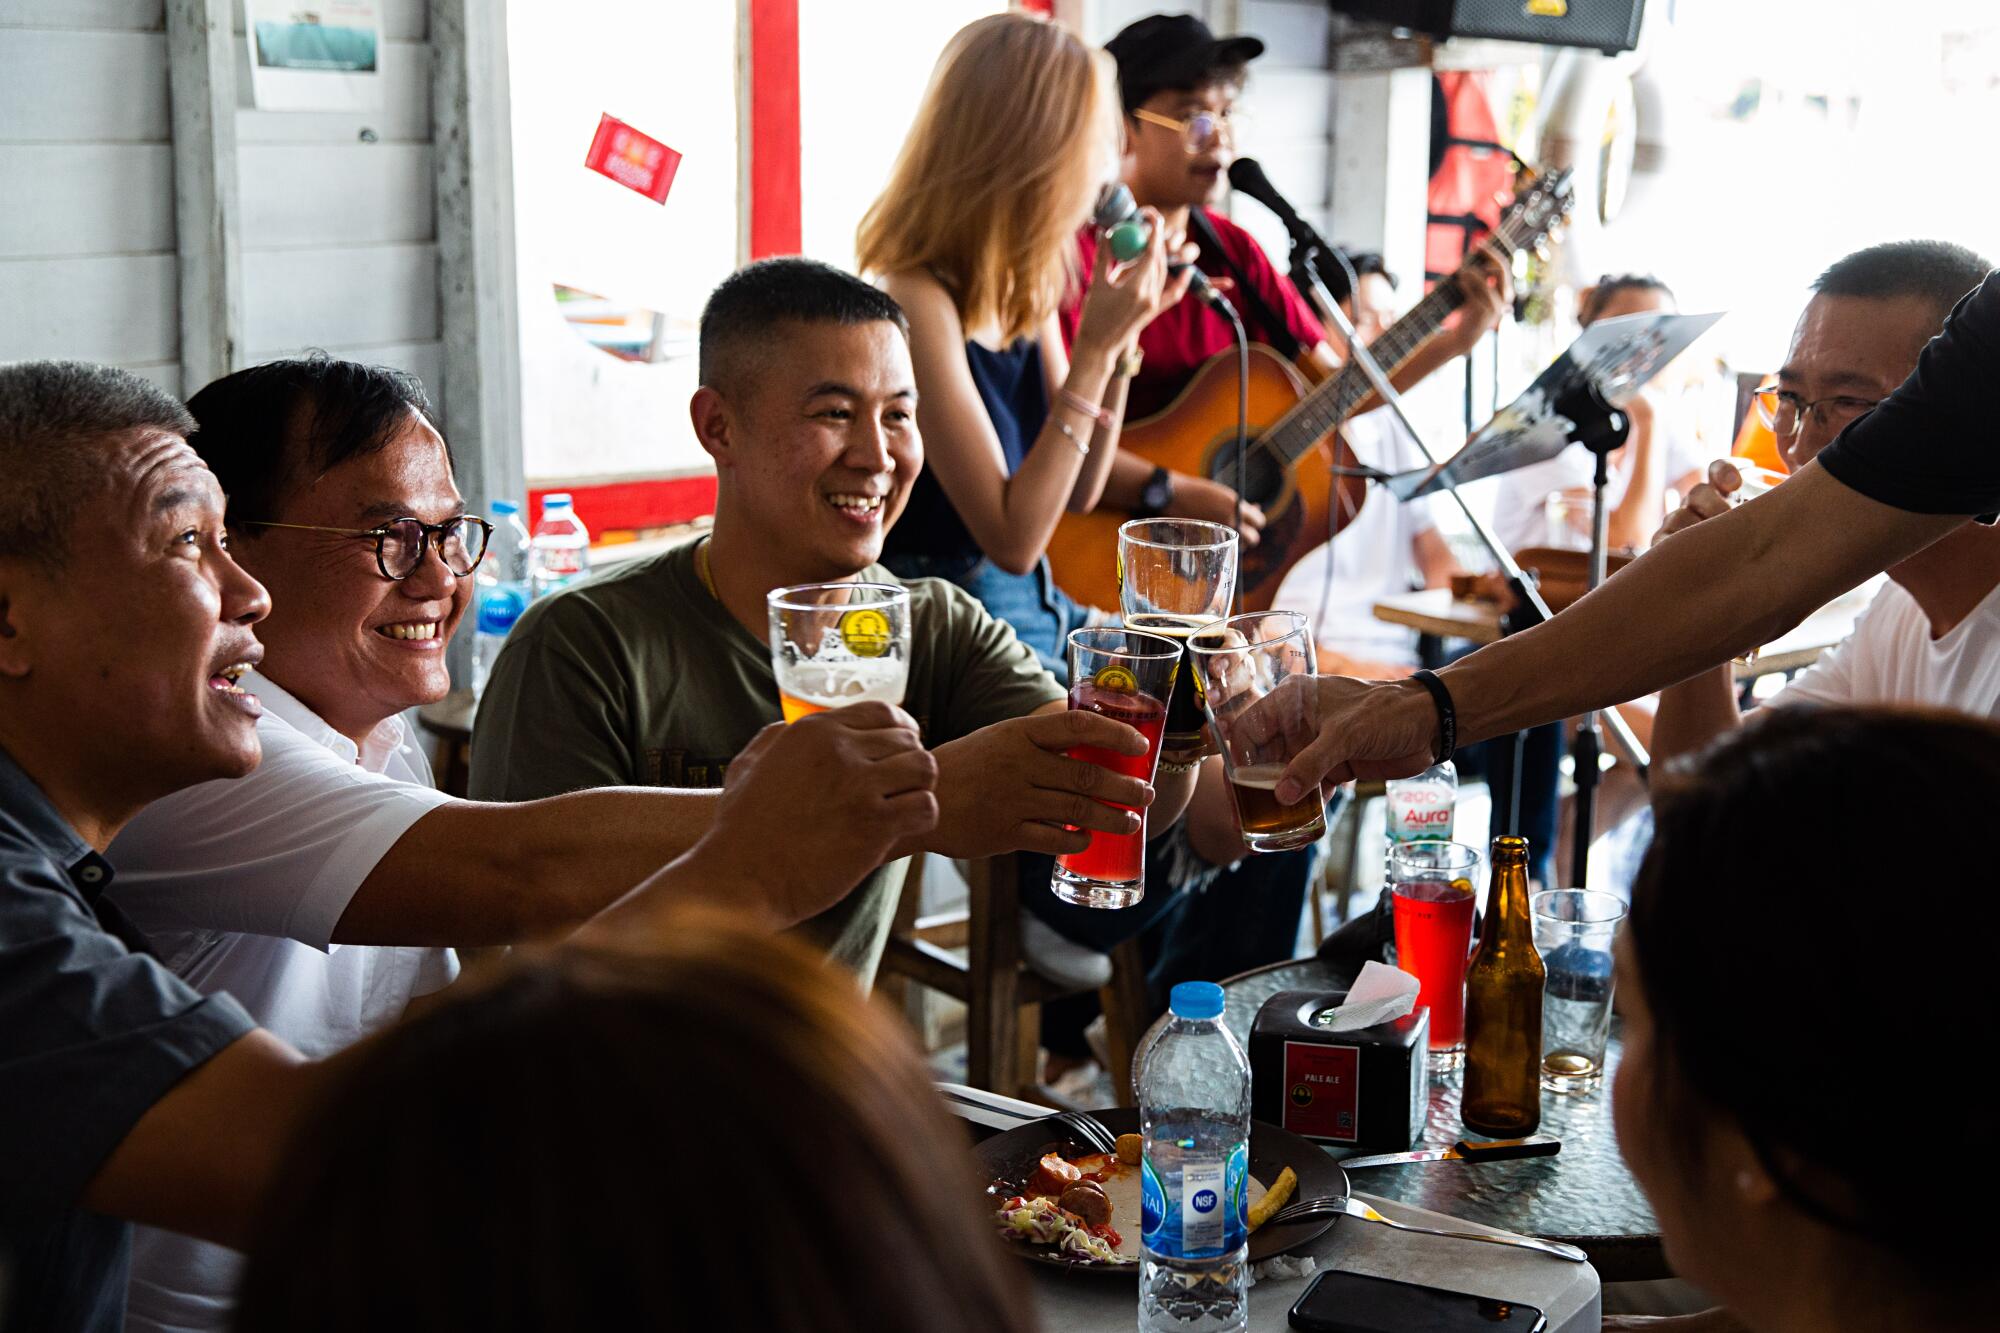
[1650,666,1742,772]
[1438,465,1952,745]
[338,788,725,947]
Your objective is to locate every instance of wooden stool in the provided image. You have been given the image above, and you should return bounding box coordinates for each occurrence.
[877,852,1149,1105]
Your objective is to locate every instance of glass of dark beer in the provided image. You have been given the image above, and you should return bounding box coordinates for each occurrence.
[1184,610,1327,852]
[1116,519,1237,765]
[1051,627,1184,908]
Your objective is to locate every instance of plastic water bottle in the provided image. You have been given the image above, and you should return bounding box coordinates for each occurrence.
[471,500,532,694]
[529,493,590,600]
[1137,981,1251,1333]
[1386,759,1458,866]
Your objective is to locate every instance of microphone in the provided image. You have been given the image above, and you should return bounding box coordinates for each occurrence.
[1225,158,1330,254]
[1090,183,1235,314]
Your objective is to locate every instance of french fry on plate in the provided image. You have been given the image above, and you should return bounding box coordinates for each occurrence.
[1247,1165,1297,1232]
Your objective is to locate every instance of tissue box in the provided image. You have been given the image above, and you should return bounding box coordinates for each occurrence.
[1250,990,1429,1152]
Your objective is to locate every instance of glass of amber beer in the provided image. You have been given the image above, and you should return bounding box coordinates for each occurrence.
[765,582,910,721]
[1184,611,1328,853]
[1117,519,1237,764]
[1051,627,1183,908]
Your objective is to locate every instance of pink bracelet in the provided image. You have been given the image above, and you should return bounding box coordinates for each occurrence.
[1057,387,1115,430]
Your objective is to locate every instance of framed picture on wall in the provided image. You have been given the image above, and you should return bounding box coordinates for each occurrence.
[248,1,384,111]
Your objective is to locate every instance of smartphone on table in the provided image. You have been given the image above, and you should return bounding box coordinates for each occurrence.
[1288,1269,1548,1332]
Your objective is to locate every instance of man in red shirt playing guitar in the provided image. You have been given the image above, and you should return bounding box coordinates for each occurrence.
[1052,11,1522,612]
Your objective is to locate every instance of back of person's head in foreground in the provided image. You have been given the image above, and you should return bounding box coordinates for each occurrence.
[0,359,268,815]
[234,911,1035,1333]
[1620,705,1998,1331]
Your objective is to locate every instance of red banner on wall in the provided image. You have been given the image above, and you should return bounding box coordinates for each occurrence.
[583,113,683,205]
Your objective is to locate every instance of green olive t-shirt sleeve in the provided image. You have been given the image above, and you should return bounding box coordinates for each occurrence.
[468,590,640,801]
[914,577,1067,742]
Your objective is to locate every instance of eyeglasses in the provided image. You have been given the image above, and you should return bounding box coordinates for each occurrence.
[248,515,493,580]
[1132,106,1239,154]
[1753,386,1880,440]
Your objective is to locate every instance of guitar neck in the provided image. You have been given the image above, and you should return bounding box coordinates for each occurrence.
[1261,280,1468,469]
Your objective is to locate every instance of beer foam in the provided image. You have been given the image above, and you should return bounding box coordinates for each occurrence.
[778,656,907,708]
[1230,763,1287,790]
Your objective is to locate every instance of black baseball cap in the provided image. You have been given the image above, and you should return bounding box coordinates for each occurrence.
[1104,13,1265,115]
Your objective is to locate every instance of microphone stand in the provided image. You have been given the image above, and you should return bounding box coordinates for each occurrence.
[1285,236,1650,840]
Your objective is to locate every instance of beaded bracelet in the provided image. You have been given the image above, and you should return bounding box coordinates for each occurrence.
[1051,417,1090,458]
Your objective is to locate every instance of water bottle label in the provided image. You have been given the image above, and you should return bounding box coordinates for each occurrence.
[1141,1144,1248,1259]
[476,585,527,635]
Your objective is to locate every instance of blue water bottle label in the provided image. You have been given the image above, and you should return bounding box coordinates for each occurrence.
[1141,1157,1167,1249]
[1181,1158,1225,1254]
[1223,1140,1249,1252]
[1141,1142,1248,1260]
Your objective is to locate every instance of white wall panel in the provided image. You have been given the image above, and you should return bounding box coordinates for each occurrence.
[242,242,438,350]
[0,29,169,141]
[0,1,162,30]
[0,144,174,257]
[239,143,435,247]
[0,254,177,362]
[236,39,431,144]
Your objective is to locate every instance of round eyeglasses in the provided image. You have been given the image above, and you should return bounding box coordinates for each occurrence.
[248,515,493,580]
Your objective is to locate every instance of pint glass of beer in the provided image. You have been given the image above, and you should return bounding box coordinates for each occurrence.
[1051,627,1182,909]
[1117,519,1237,763]
[765,582,910,721]
[1185,611,1327,853]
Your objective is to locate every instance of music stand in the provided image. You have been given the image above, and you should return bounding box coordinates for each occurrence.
[1297,251,1719,883]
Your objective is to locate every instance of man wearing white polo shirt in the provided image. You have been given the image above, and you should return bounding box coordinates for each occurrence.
[1652,241,2000,768]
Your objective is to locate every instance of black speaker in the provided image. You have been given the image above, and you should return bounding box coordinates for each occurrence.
[1329,0,1645,56]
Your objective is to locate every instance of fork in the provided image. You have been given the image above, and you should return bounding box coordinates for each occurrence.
[1266,1195,1588,1263]
[1049,1110,1118,1156]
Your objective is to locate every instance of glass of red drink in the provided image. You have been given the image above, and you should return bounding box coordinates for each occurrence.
[1051,627,1183,908]
[1388,839,1484,1072]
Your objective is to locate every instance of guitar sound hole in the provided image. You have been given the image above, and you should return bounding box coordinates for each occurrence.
[1208,440,1286,511]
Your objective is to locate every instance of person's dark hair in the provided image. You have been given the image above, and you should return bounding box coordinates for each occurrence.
[1322,250,1396,307]
[1578,273,1674,326]
[1812,239,1993,326]
[1634,706,1998,1293]
[0,360,195,573]
[234,913,1035,1333]
[699,257,910,391]
[184,353,444,528]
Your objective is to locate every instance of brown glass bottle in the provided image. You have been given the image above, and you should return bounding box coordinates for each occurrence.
[1462,835,1545,1137]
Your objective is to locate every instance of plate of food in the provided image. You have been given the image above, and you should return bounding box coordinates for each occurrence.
[976,1107,1345,1275]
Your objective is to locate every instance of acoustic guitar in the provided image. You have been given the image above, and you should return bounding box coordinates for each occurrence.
[1045,169,1575,612]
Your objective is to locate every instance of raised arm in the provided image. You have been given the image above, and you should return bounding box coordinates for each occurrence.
[1271,462,1959,801]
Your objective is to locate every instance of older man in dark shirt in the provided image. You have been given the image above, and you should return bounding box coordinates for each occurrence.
[0,360,937,1331]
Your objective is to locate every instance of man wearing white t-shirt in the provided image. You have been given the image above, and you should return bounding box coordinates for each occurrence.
[1273,254,1461,678]
[1653,241,2000,770]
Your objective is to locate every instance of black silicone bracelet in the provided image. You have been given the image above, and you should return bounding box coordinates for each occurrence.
[1410,669,1456,765]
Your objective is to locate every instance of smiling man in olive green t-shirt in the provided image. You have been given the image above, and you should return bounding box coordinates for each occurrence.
[471,260,1195,983]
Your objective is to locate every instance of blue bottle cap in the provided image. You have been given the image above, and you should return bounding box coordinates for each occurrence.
[543,493,572,509]
[1169,981,1225,1021]
[491,499,520,515]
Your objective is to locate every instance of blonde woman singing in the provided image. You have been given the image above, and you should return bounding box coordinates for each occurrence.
[860,11,1189,678]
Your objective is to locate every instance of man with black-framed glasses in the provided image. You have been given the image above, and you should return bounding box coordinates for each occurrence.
[1644,241,2000,770]
[96,355,938,1333]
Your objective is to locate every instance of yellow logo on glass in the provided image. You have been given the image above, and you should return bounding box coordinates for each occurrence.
[1525,0,1566,15]
[838,607,892,658]
[1094,664,1139,693]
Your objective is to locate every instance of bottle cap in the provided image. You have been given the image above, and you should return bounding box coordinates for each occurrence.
[1169,981,1225,1021]
[543,493,572,509]
[491,499,520,515]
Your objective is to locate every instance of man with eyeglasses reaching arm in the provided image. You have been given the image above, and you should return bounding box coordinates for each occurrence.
[1645,243,2000,766]
[1263,255,2000,806]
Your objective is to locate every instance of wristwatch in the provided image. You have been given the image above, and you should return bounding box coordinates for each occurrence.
[1137,466,1176,518]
